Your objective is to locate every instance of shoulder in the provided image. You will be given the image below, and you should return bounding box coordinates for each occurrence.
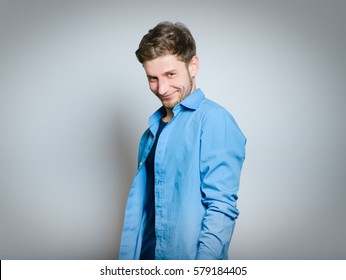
[198,98,246,140]
[198,98,236,123]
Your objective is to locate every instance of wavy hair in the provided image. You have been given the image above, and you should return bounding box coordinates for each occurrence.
[135,21,196,64]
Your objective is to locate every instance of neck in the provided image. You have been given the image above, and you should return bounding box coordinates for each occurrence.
[163,110,173,122]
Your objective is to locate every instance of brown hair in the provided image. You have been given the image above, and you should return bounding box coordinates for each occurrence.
[135,21,196,64]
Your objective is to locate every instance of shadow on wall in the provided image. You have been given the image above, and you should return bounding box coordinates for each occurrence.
[111,104,139,259]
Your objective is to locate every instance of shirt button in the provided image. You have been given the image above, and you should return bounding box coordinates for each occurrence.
[139,162,143,167]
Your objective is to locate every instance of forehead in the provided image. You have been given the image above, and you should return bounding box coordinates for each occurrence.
[143,54,186,75]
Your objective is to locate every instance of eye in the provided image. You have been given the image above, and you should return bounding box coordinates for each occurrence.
[148,77,157,82]
[168,73,176,78]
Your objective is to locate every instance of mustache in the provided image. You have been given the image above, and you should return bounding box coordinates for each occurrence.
[155,89,180,96]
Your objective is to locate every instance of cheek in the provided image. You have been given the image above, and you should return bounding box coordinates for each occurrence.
[148,82,157,92]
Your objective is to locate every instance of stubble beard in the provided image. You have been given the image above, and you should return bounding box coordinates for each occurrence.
[162,75,194,111]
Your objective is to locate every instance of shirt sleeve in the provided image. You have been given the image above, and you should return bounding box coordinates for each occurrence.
[197,107,246,260]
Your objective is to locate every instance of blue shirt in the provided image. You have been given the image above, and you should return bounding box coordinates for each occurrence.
[119,88,246,260]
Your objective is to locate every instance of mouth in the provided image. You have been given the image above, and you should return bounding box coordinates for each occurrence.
[161,90,178,100]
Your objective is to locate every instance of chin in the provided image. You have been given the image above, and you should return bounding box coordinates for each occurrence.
[163,101,177,110]
[163,104,175,110]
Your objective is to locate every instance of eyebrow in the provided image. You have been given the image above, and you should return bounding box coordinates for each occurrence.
[146,74,157,79]
[146,69,177,79]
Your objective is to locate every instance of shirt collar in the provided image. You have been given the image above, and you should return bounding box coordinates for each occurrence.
[149,106,166,129]
[178,88,205,111]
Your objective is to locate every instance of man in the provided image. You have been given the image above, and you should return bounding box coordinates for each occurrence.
[119,21,246,260]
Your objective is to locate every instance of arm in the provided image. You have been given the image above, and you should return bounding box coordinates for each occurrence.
[197,108,246,260]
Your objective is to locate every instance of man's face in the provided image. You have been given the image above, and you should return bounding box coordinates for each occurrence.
[143,54,199,111]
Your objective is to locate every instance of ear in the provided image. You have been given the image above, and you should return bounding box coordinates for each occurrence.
[188,56,199,77]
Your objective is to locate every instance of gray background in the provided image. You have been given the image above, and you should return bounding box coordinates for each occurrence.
[1,0,345,259]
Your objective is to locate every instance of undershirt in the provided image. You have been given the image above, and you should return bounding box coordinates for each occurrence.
[140,119,167,260]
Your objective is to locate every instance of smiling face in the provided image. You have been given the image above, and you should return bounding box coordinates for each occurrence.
[143,54,199,115]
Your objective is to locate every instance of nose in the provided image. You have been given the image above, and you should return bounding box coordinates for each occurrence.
[157,78,169,96]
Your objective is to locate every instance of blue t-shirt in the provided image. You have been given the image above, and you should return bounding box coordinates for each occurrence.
[140,119,167,259]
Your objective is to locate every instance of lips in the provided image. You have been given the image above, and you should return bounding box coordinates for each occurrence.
[161,90,178,100]
[162,94,174,100]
